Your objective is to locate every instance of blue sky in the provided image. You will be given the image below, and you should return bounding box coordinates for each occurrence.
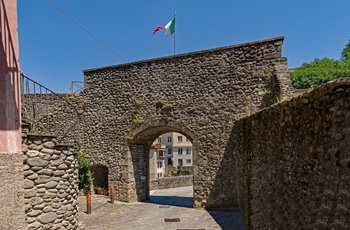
[18,0,350,92]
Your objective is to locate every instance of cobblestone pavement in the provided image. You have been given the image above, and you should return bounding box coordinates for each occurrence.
[78,186,246,230]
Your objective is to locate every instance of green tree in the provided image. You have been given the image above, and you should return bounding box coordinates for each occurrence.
[341,39,350,61]
[77,152,93,194]
[290,40,350,89]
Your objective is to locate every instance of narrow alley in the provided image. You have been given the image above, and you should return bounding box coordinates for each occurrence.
[78,186,246,230]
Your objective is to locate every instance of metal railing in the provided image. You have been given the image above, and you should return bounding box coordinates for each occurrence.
[20,72,80,147]
[21,72,56,133]
[70,81,84,94]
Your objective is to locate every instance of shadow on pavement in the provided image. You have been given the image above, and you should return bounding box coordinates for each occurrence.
[145,195,194,208]
[207,208,246,230]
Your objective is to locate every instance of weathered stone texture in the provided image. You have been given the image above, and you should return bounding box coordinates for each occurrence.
[150,175,193,190]
[0,152,25,230]
[22,134,78,229]
[80,36,291,204]
[221,79,350,229]
[22,94,80,145]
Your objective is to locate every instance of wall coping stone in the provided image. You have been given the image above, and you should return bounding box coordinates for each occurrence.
[83,36,284,73]
[26,133,58,138]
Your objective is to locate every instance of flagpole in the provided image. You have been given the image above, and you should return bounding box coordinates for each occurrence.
[174,10,176,55]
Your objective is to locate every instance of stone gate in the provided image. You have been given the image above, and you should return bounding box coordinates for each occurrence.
[80,36,294,207]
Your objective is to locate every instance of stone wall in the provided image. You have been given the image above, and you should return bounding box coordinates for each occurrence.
[22,94,81,145]
[150,175,193,190]
[22,134,79,229]
[219,79,350,229]
[0,152,25,229]
[80,36,293,205]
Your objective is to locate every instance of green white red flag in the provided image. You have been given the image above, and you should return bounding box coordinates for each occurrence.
[164,17,175,38]
[152,17,175,38]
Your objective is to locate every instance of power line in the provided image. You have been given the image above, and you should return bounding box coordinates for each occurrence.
[48,0,131,64]
[47,0,174,100]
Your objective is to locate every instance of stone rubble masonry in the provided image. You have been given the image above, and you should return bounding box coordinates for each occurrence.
[15,36,350,229]
[80,36,293,205]
[22,134,79,230]
[222,79,350,229]
[150,175,193,190]
[22,93,81,145]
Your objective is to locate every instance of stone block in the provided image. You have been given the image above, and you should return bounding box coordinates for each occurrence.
[37,212,57,224]
[24,179,35,189]
[27,157,48,167]
[24,188,37,198]
[118,160,129,166]
[39,152,51,160]
[29,197,44,206]
[27,209,42,217]
[45,181,58,189]
[42,141,55,149]
[38,169,53,176]
[26,221,41,230]
[27,173,38,180]
[27,150,40,158]
[41,148,54,154]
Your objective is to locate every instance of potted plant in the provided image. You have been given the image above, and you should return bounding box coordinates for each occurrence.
[95,186,108,195]
[77,151,93,195]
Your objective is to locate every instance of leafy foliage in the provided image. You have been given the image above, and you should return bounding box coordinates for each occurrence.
[290,40,350,89]
[341,39,350,61]
[77,152,93,194]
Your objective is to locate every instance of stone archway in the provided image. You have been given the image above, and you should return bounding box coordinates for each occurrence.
[125,120,197,203]
[80,36,294,207]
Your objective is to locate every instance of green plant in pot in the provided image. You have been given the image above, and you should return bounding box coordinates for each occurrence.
[77,151,93,195]
[94,186,108,195]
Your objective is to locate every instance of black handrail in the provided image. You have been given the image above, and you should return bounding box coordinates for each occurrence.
[20,72,80,147]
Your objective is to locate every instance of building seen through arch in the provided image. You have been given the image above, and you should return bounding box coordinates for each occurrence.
[149,132,193,179]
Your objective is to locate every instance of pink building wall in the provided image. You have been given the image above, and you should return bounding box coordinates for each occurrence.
[0,0,21,153]
[0,2,24,228]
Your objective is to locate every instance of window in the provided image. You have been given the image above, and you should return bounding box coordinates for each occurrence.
[157,173,163,178]
[186,137,190,142]
[186,148,191,155]
[167,136,172,142]
[178,148,183,155]
[186,159,191,164]
[178,136,183,142]
[158,150,164,157]
[168,148,172,154]
[157,161,163,169]
[168,158,172,165]
[157,137,161,143]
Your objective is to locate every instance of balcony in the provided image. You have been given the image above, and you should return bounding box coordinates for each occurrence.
[152,144,166,149]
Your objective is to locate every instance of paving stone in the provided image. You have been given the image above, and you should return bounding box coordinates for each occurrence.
[78,186,246,230]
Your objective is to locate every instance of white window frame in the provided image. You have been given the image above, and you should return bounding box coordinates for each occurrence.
[186,159,191,164]
[178,136,183,142]
[157,161,163,169]
[186,148,191,155]
[178,148,183,155]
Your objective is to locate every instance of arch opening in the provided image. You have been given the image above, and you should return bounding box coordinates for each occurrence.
[128,121,196,207]
[91,163,109,195]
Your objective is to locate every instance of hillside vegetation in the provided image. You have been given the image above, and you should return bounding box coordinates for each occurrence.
[291,40,350,89]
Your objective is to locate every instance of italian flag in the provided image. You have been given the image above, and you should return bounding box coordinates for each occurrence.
[164,17,175,38]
